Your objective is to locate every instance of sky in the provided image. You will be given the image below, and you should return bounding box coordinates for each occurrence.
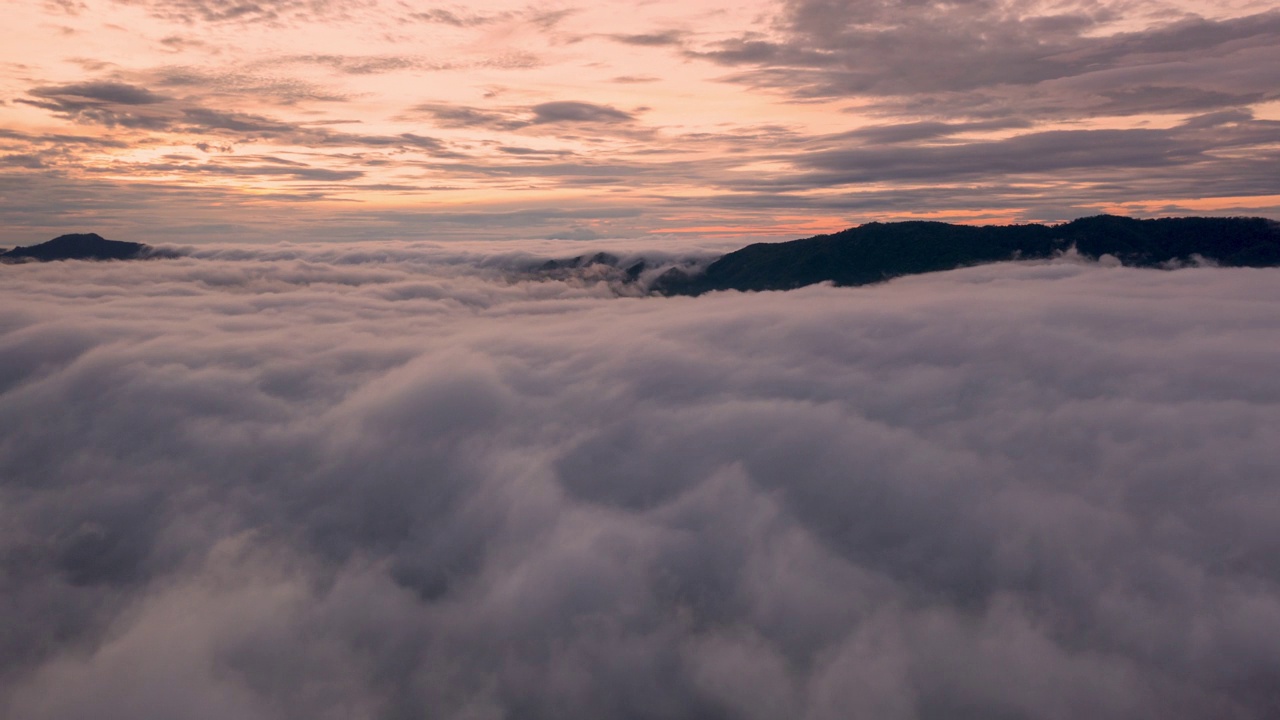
[2,0,1280,244]
[3,248,1280,718]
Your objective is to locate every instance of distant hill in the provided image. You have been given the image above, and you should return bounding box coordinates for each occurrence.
[539,251,649,281]
[651,215,1280,295]
[1,233,163,262]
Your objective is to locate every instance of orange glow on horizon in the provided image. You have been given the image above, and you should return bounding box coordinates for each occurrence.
[1095,196,1280,216]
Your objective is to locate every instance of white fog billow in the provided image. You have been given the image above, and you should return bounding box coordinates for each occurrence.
[2,248,1279,719]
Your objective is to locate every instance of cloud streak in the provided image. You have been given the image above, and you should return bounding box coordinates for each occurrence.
[693,2,1280,106]
[112,0,366,25]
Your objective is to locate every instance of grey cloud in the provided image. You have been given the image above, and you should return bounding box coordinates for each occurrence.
[834,118,1032,144]
[411,103,529,131]
[193,141,234,153]
[543,227,602,240]
[0,154,48,169]
[1089,85,1265,116]
[498,146,574,156]
[17,79,459,157]
[704,156,1280,219]
[152,66,349,103]
[796,127,1199,180]
[395,133,451,151]
[531,101,634,124]
[407,6,575,31]
[276,131,464,159]
[15,103,172,131]
[704,119,1280,198]
[43,0,85,14]
[327,132,453,154]
[528,8,576,30]
[416,158,685,184]
[414,101,637,130]
[1180,109,1255,129]
[112,0,362,25]
[687,1,1280,121]
[1,251,1279,718]
[136,160,365,181]
[177,109,448,151]
[158,34,206,52]
[476,52,544,70]
[181,107,296,134]
[19,82,175,129]
[608,30,687,46]
[28,81,168,105]
[280,54,422,75]
[352,205,648,228]
[0,129,128,148]
[407,7,503,26]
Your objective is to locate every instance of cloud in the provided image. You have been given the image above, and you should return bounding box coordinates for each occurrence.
[791,127,1201,183]
[43,0,85,14]
[0,154,48,169]
[179,107,296,134]
[406,5,576,32]
[277,54,422,75]
[530,101,634,124]
[832,118,1032,145]
[158,35,208,53]
[19,82,175,129]
[1180,109,1255,129]
[111,0,363,25]
[17,79,459,160]
[1,249,1279,718]
[607,30,687,47]
[697,119,1280,206]
[408,7,503,27]
[133,159,366,181]
[498,145,574,157]
[28,81,168,106]
[0,129,128,148]
[686,1,1280,119]
[528,8,577,31]
[410,103,529,131]
[151,66,349,103]
[412,100,637,130]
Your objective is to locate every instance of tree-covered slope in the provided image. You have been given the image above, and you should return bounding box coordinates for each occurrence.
[654,215,1280,295]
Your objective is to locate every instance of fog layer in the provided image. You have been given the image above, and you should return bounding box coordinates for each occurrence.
[2,247,1279,719]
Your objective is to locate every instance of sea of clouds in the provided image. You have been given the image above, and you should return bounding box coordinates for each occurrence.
[2,243,1279,720]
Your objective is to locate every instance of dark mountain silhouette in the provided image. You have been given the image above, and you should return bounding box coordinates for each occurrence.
[1,233,165,262]
[652,215,1280,295]
[539,251,648,280]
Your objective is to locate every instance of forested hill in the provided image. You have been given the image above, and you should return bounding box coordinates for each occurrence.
[653,215,1280,295]
[1,233,154,262]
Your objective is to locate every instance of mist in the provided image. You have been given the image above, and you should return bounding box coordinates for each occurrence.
[2,246,1279,720]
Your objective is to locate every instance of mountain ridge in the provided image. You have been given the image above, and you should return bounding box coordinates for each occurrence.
[649,215,1280,295]
[0,233,164,262]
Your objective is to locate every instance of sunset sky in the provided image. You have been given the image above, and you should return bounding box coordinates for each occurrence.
[2,0,1279,244]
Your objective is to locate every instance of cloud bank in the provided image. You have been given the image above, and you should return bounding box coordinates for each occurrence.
[2,249,1279,718]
